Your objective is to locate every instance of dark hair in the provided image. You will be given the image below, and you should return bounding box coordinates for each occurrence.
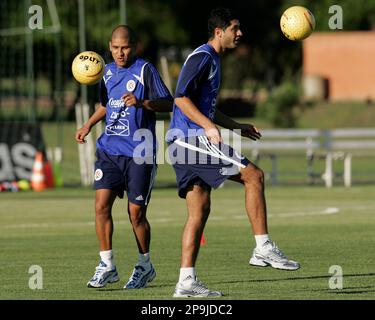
[111,25,138,45]
[208,8,236,39]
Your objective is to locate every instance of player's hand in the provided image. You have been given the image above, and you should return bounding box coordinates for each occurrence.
[205,125,222,144]
[238,124,262,141]
[75,125,90,144]
[122,93,143,107]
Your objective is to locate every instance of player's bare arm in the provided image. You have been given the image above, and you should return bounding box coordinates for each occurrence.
[214,109,261,141]
[75,105,106,144]
[175,96,222,144]
[122,93,173,112]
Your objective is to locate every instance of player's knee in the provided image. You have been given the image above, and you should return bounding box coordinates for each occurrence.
[130,214,145,227]
[243,166,265,187]
[95,201,111,217]
[128,206,146,227]
[187,202,210,224]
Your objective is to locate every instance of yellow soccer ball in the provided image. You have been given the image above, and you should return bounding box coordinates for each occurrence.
[280,6,315,41]
[72,51,105,85]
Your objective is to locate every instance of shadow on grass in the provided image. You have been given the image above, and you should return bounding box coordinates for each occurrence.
[91,288,124,292]
[214,272,375,284]
[96,283,176,291]
[328,288,375,295]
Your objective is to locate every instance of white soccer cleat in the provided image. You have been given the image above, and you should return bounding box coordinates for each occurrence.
[249,240,300,271]
[173,276,223,298]
[124,264,156,289]
[87,261,119,288]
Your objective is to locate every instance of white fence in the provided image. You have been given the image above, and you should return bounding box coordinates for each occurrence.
[241,128,375,187]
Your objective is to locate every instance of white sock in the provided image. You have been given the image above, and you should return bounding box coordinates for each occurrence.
[100,249,114,268]
[138,252,151,267]
[255,234,271,249]
[179,267,196,283]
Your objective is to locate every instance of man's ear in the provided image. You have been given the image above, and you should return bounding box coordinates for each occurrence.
[215,27,223,38]
[109,41,112,51]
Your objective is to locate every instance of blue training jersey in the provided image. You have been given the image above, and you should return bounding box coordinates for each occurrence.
[167,43,220,142]
[97,57,172,157]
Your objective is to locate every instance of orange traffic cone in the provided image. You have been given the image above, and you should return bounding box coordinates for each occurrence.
[30,152,47,192]
[200,233,206,246]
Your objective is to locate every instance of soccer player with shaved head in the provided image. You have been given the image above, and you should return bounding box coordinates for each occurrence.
[76,25,172,289]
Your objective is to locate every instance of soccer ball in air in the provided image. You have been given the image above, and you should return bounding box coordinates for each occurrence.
[71,51,105,85]
[280,6,315,41]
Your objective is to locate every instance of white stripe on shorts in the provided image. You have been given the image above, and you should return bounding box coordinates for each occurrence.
[174,137,246,168]
[198,136,222,157]
[200,136,228,158]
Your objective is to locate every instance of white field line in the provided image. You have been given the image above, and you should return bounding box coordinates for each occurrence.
[202,207,341,221]
[1,207,341,229]
[1,218,176,229]
[270,207,340,218]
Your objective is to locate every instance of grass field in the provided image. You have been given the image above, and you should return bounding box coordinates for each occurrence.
[1,184,374,300]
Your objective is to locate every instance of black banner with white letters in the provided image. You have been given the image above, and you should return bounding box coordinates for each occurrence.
[0,121,46,182]
[0,300,367,319]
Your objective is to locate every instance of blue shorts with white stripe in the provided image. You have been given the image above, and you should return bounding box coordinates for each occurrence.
[168,136,249,198]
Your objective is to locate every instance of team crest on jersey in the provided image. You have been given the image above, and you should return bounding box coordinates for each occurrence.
[94,169,103,181]
[126,79,136,92]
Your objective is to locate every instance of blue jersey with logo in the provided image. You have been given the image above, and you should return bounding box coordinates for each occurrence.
[97,57,172,157]
[167,44,220,142]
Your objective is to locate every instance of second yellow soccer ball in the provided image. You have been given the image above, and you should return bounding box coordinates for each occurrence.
[280,6,315,41]
[72,51,105,85]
